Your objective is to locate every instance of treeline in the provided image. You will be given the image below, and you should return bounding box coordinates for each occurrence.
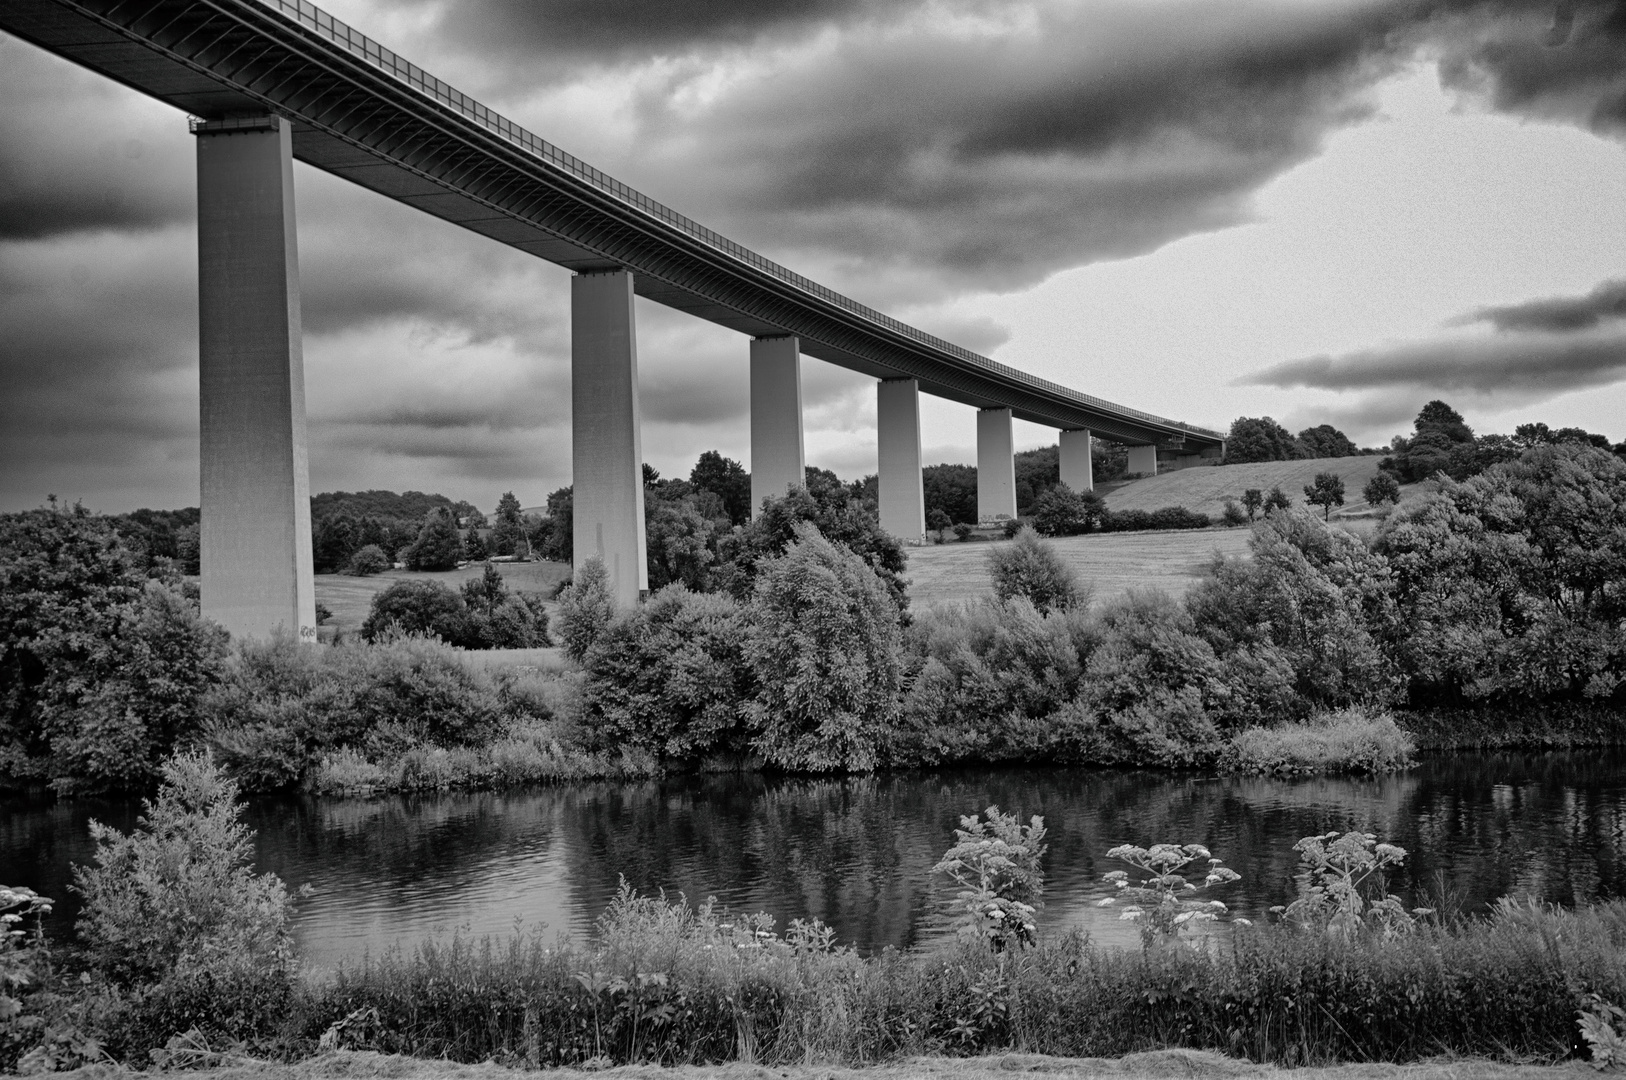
[1224,417,1374,463]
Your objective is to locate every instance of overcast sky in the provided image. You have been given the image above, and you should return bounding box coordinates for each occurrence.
[3,0,1624,513]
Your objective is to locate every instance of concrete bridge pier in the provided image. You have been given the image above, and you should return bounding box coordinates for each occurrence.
[1127,444,1159,477]
[194,115,316,643]
[749,335,805,515]
[572,269,648,607]
[1060,429,1094,493]
[976,407,1016,523]
[877,378,925,541]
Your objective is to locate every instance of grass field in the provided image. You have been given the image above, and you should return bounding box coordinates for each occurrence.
[315,560,572,637]
[907,528,1254,607]
[1103,457,1389,518]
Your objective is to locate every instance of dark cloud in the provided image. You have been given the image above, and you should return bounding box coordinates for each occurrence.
[1245,329,1626,395]
[1454,277,1626,332]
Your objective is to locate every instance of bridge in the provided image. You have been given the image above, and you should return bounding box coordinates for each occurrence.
[3,0,1227,635]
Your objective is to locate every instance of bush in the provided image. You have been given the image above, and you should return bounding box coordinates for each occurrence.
[730,485,909,610]
[1363,471,1401,507]
[460,564,550,648]
[1,505,229,794]
[204,634,516,789]
[1030,484,1101,537]
[1221,499,1247,526]
[579,585,755,761]
[1101,506,1211,532]
[1225,709,1416,776]
[897,598,1097,765]
[556,557,615,662]
[74,751,295,988]
[986,527,1082,614]
[360,579,469,645]
[745,524,902,771]
[345,544,389,576]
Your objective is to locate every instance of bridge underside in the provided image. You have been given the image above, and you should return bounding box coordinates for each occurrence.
[1,0,1223,450]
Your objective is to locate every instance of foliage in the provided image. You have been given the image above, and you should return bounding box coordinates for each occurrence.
[1274,831,1428,940]
[923,463,979,526]
[74,751,295,987]
[1296,423,1358,459]
[489,492,525,556]
[644,494,731,593]
[745,524,902,771]
[1580,993,1626,1070]
[1241,488,1263,521]
[0,504,229,794]
[1013,446,1061,513]
[1363,471,1402,507]
[932,806,1047,952]
[345,544,389,576]
[535,486,574,563]
[1220,499,1246,526]
[360,579,468,644]
[1372,443,1626,706]
[556,557,616,663]
[203,634,518,789]
[1224,416,1299,464]
[896,598,1097,765]
[1224,709,1416,775]
[1098,843,1243,948]
[1263,486,1293,513]
[461,564,551,648]
[1186,508,1402,716]
[689,451,752,525]
[463,526,489,561]
[1100,506,1211,532]
[1030,483,1103,536]
[578,586,755,761]
[1303,471,1346,519]
[403,508,463,571]
[985,528,1083,614]
[730,484,909,610]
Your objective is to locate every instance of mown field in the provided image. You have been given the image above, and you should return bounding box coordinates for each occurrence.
[1102,456,1389,518]
[907,528,1254,607]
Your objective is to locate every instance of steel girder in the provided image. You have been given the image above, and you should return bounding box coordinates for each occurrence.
[2,0,1225,449]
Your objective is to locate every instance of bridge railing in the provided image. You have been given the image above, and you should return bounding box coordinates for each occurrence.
[259,0,1220,441]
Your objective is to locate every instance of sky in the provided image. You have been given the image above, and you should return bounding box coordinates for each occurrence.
[2,0,1625,513]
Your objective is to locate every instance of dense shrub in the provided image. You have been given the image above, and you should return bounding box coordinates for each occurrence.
[359,569,548,649]
[579,585,755,761]
[403,508,462,571]
[897,598,1097,764]
[204,634,517,789]
[1029,484,1102,537]
[360,579,469,644]
[732,484,909,610]
[1186,508,1402,717]
[745,524,902,771]
[0,504,228,794]
[346,543,390,576]
[1225,709,1416,775]
[1101,506,1212,532]
[986,528,1083,614]
[556,557,616,662]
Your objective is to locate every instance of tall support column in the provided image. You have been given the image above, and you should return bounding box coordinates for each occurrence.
[1059,429,1094,492]
[195,115,315,642]
[572,269,648,607]
[1127,444,1159,476]
[877,378,925,540]
[749,335,805,515]
[976,407,1016,522]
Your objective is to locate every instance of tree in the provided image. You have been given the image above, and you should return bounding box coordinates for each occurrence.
[1263,486,1293,513]
[359,579,470,644]
[1363,472,1401,507]
[1241,489,1264,522]
[986,527,1083,614]
[745,523,902,772]
[556,557,615,662]
[538,486,573,562]
[1225,417,1299,464]
[730,485,909,609]
[1,503,228,793]
[463,526,489,561]
[926,507,953,538]
[460,563,550,648]
[689,451,752,524]
[1014,446,1060,513]
[1030,483,1102,537]
[923,463,978,526]
[404,507,463,571]
[1304,472,1347,520]
[346,544,390,576]
[490,491,525,556]
[312,514,358,573]
[1296,424,1358,459]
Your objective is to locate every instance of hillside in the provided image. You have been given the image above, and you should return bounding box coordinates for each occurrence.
[1102,456,1387,518]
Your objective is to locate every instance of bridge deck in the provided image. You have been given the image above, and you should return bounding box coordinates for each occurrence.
[3,0,1225,450]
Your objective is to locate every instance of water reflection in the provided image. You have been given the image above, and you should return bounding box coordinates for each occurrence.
[5,750,1625,971]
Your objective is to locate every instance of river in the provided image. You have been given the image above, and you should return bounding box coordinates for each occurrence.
[5,750,1625,970]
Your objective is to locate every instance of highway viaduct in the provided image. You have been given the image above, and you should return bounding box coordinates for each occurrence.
[2,0,1226,636]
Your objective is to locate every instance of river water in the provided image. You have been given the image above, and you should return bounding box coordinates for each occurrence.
[6,750,1625,970]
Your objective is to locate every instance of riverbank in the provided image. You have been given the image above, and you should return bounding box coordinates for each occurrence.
[46,1049,1598,1080]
